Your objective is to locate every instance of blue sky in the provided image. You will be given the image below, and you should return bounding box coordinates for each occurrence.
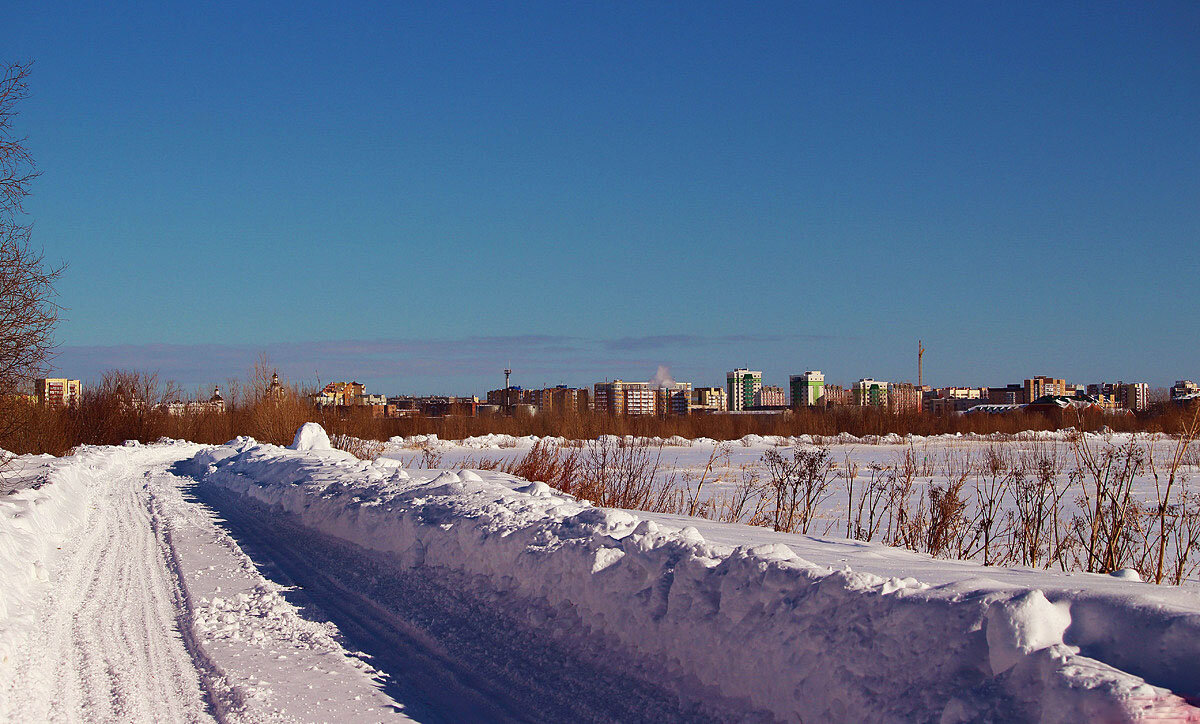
[10,2,1199,395]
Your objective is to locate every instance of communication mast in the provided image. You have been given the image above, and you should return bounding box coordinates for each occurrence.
[504,366,513,411]
[918,340,925,388]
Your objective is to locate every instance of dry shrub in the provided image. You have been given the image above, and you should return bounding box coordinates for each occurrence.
[504,437,681,513]
[717,462,770,525]
[331,433,385,460]
[884,447,921,549]
[849,463,888,542]
[503,439,579,492]
[681,443,730,517]
[1008,444,1070,569]
[1070,434,1147,573]
[578,437,676,511]
[454,456,503,471]
[762,446,835,534]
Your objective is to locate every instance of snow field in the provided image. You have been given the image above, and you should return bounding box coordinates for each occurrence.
[193,429,1200,723]
[379,430,1200,584]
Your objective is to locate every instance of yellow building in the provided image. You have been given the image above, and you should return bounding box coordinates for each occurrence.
[692,386,728,412]
[1025,376,1068,401]
[35,378,81,407]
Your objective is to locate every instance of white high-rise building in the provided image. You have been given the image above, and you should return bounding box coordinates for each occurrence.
[852,378,888,407]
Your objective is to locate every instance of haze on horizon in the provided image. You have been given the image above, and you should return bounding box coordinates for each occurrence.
[10,2,1199,395]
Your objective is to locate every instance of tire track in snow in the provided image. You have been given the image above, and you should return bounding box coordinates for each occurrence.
[148,472,246,723]
[12,452,213,723]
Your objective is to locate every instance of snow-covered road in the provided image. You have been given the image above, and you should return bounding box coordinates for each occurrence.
[5,447,211,722]
[194,481,728,723]
[1,444,411,722]
[0,443,735,722]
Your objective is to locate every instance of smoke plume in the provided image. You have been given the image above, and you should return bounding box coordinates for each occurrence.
[649,365,676,389]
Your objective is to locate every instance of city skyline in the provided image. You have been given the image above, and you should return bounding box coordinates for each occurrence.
[50,334,1190,399]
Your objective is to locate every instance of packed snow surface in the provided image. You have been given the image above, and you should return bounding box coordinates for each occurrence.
[3,425,1200,722]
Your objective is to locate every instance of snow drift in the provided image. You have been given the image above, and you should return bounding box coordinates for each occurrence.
[188,428,1199,723]
[0,452,93,660]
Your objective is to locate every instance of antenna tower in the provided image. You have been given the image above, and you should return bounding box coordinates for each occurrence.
[918,340,925,388]
[504,366,513,410]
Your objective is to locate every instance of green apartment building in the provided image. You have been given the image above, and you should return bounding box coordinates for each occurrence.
[789,371,825,406]
[727,368,762,411]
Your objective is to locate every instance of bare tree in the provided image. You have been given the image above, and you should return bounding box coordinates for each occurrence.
[0,225,60,391]
[1,63,38,213]
[0,62,63,445]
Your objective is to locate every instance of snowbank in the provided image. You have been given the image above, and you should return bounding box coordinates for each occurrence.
[0,454,91,629]
[0,448,133,677]
[289,422,331,451]
[190,428,1200,722]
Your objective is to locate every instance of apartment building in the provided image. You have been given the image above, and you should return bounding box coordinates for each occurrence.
[1024,376,1068,402]
[824,384,849,406]
[315,381,366,406]
[533,386,590,413]
[726,369,762,412]
[594,380,656,415]
[691,386,728,413]
[852,379,888,407]
[888,382,922,414]
[755,385,786,407]
[387,395,478,417]
[924,386,983,414]
[486,386,523,409]
[35,378,81,407]
[789,371,825,407]
[624,385,656,415]
[1088,381,1150,413]
[1171,381,1199,400]
[654,382,693,416]
[1122,383,1149,412]
[986,384,1026,405]
[938,387,983,400]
